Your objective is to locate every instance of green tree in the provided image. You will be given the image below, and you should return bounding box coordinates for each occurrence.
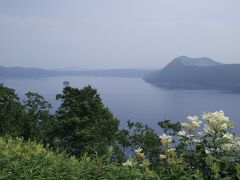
[117,120,162,167]
[22,92,52,141]
[52,85,120,156]
[0,84,24,137]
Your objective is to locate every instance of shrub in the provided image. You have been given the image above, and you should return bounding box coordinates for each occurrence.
[0,137,157,179]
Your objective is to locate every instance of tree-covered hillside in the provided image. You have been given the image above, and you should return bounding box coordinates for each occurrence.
[0,66,153,78]
[144,56,240,92]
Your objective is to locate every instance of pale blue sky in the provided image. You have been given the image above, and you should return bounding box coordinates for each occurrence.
[0,0,239,69]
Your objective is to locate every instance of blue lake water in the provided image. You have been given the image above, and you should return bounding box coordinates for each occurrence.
[1,76,240,133]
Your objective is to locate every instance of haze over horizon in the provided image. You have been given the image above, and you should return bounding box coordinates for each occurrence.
[0,0,239,69]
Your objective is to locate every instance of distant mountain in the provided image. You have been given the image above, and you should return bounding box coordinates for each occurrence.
[0,66,153,78]
[163,56,222,71]
[0,66,56,78]
[144,56,240,92]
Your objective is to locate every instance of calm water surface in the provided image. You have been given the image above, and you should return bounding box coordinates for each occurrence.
[2,76,240,133]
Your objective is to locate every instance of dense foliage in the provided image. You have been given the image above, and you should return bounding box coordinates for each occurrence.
[53,85,119,156]
[0,83,240,179]
[0,84,24,137]
[0,137,156,179]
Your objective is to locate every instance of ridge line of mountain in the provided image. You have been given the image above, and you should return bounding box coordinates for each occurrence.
[144,56,240,92]
[0,66,153,78]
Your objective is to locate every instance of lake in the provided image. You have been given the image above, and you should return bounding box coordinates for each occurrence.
[1,76,240,133]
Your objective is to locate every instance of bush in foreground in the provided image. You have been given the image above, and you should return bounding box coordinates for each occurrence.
[0,137,157,179]
[122,111,240,179]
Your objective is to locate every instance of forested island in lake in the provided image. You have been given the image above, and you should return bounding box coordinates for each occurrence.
[144,56,240,92]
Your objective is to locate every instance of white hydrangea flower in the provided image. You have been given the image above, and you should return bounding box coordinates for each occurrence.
[135,147,145,159]
[159,133,173,147]
[178,130,186,136]
[203,124,214,134]
[205,149,210,154]
[223,133,234,140]
[159,154,167,160]
[135,147,143,154]
[220,134,240,151]
[181,115,202,133]
[181,122,195,132]
[122,159,133,167]
[187,115,202,127]
[220,123,228,130]
[202,111,234,134]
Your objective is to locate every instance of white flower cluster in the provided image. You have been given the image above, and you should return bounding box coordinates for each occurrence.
[122,159,133,167]
[181,115,202,133]
[178,130,186,137]
[178,130,199,144]
[135,147,145,159]
[223,132,234,140]
[158,134,174,160]
[221,133,240,150]
[135,147,143,154]
[202,111,233,134]
[159,133,173,148]
[177,111,240,153]
[159,154,167,160]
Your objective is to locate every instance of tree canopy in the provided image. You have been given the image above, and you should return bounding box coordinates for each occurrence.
[53,85,120,156]
[0,84,24,136]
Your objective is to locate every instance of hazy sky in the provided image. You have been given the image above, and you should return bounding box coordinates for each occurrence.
[0,0,239,69]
